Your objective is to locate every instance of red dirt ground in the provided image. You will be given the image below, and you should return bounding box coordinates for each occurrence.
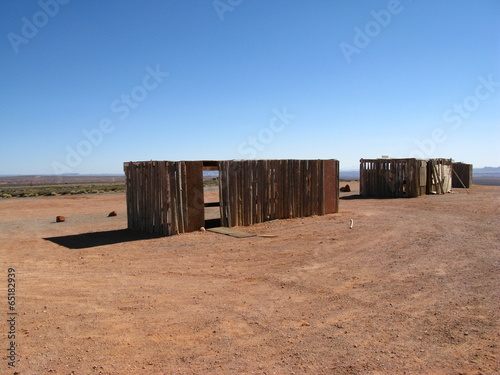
[0,183,498,374]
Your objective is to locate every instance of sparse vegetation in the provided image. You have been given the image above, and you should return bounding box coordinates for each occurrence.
[0,183,126,198]
[203,177,220,187]
[0,178,220,198]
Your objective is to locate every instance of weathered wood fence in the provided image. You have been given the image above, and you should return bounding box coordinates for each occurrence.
[360,158,454,198]
[452,162,473,188]
[426,158,452,194]
[360,158,426,198]
[219,159,339,227]
[124,161,204,236]
[124,159,339,236]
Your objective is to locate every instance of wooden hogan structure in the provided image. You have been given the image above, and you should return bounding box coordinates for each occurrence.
[360,158,453,198]
[124,159,339,236]
[452,162,473,189]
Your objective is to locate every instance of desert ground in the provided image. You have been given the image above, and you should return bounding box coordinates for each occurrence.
[0,182,498,374]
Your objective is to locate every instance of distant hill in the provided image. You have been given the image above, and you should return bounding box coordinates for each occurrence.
[0,175,125,185]
[472,167,500,186]
[473,166,500,177]
[340,170,359,180]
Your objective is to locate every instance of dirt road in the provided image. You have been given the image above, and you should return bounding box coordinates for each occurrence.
[0,184,498,374]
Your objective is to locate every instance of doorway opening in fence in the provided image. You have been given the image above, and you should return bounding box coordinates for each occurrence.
[203,161,221,229]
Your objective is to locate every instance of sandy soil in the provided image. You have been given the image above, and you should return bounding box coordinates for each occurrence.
[0,183,498,374]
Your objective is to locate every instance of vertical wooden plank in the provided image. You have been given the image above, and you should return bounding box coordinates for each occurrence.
[176,161,182,232]
[151,161,157,234]
[297,160,303,218]
[124,163,131,230]
[260,160,267,223]
[323,159,339,214]
[180,161,187,233]
[158,161,164,234]
[295,159,301,218]
[239,160,246,226]
[303,160,309,217]
[261,160,267,223]
[254,160,260,224]
[218,161,225,227]
[318,160,324,215]
[140,162,145,231]
[280,160,286,219]
[132,163,138,230]
[276,160,282,219]
[246,160,253,226]
[289,159,294,217]
[149,161,155,233]
[168,162,177,235]
[311,160,319,216]
[184,161,204,232]
[143,162,148,232]
[219,161,229,227]
[234,161,240,226]
[230,161,237,226]
[271,160,277,220]
[240,160,246,226]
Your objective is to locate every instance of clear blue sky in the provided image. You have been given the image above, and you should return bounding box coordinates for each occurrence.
[1,0,498,175]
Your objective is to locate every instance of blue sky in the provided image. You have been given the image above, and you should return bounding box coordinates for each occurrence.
[1,0,498,175]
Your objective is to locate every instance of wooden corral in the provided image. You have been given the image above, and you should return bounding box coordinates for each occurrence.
[360,158,453,198]
[360,158,427,198]
[124,159,339,236]
[452,162,473,188]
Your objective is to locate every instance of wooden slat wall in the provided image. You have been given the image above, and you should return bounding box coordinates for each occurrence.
[219,159,339,227]
[124,161,204,236]
[360,158,455,198]
[426,158,452,194]
[360,158,424,198]
[452,162,472,188]
[125,159,340,235]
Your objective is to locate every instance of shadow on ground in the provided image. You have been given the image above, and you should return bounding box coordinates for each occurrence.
[340,194,410,200]
[44,229,161,249]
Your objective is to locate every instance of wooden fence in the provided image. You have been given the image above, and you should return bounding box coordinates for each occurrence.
[124,159,339,236]
[124,161,204,236]
[219,159,339,227]
[452,162,472,188]
[360,158,426,198]
[360,158,453,198]
[426,158,452,194]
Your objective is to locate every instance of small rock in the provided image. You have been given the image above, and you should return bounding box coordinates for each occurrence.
[108,211,118,217]
[200,227,206,232]
[56,216,65,222]
[340,184,351,192]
